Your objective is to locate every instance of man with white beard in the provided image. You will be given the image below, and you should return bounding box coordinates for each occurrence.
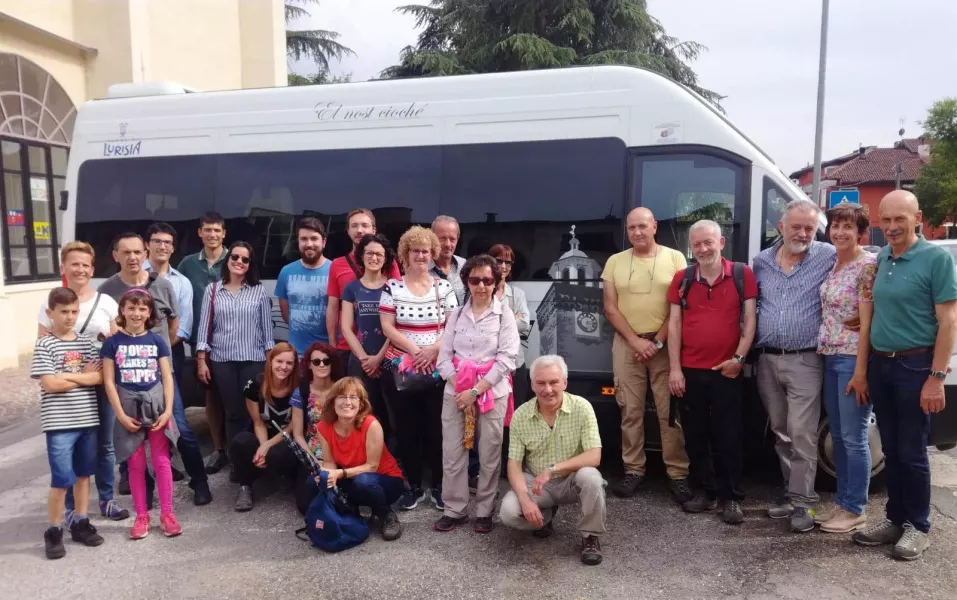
[753,200,836,533]
[666,220,757,525]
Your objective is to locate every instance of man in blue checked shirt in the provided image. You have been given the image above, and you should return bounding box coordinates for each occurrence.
[753,199,835,534]
[142,222,212,506]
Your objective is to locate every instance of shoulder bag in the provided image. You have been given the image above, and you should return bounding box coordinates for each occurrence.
[390,279,444,392]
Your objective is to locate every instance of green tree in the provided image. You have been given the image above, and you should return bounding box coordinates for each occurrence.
[288,71,353,86]
[916,98,957,226]
[286,0,355,72]
[380,0,722,107]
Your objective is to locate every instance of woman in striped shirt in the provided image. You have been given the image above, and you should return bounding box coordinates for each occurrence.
[380,226,458,510]
[195,241,275,452]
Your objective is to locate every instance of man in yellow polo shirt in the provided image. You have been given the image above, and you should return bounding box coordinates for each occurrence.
[499,355,606,566]
[602,207,691,502]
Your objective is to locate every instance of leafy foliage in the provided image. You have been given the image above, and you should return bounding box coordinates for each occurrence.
[916,98,957,226]
[285,0,355,72]
[288,71,353,86]
[380,0,722,108]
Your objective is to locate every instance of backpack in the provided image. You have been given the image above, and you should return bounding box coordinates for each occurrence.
[677,262,747,325]
[296,471,369,553]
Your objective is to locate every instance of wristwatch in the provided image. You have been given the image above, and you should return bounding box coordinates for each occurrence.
[733,354,746,364]
[548,464,557,475]
[930,370,947,381]
[470,387,480,397]
[652,338,664,350]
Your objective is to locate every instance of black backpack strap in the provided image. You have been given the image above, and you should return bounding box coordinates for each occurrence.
[78,293,101,335]
[677,266,697,310]
[732,262,746,325]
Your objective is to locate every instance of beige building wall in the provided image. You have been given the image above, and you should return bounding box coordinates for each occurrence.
[0,0,285,368]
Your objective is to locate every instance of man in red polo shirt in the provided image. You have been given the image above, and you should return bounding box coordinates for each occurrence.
[666,219,757,525]
[326,208,402,363]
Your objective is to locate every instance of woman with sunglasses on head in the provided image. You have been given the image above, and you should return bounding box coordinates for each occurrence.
[316,377,405,541]
[195,241,275,459]
[290,341,343,514]
[340,234,396,449]
[434,255,519,533]
[230,343,300,512]
[488,244,532,413]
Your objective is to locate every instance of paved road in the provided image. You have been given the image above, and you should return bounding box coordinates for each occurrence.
[2,373,957,599]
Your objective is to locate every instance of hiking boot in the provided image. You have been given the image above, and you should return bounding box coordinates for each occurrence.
[768,488,794,519]
[204,450,228,475]
[44,526,65,560]
[853,519,904,547]
[193,481,213,506]
[668,478,694,505]
[789,506,815,533]
[891,523,930,561]
[160,513,183,537]
[129,515,150,540]
[813,505,841,525]
[533,507,557,539]
[682,493,718,514]
[380,510,402,541]
[234,485,253,512]
[820,509,866,534]
[474,516,494,534]
[397,486,425,511]
[69,518,104,547]
[100,499,130,521]
[611,473,645,498]
[722,500,745,525]
[432,515,468,532]
[431,487,445,510]
[580,535,603,566]
[118,473,131,496]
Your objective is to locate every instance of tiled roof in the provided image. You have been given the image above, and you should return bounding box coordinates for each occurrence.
[828,144,928,186]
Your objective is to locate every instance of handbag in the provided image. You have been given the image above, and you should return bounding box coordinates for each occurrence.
[78,293,101,337]
[296,470,369,553]
[391,279,444,392]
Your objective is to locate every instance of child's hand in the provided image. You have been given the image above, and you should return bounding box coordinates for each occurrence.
[119,414,141,433]
[83,359,102,373]
[151,411,171,432]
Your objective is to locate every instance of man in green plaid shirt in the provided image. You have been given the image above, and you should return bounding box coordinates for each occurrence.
[498,355,607,566]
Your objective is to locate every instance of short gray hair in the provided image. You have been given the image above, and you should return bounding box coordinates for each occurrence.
[782,199,821,223]
[688,219,722,238]
[530,355,569,381]
[431,215,459,232]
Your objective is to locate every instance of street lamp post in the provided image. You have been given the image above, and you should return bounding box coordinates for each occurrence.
[811,0,830,208]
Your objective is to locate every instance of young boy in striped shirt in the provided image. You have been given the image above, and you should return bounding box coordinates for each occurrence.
[32,287,106,559]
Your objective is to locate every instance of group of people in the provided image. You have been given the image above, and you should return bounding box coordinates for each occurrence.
[602,190,955,562]
[32,189,954,565]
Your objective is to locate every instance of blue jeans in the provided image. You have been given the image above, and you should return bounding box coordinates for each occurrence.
[66,388,115,509]
[338,473,406,519]
[47,427,98,489]
[823,354,872,515]
[867,353,933,533]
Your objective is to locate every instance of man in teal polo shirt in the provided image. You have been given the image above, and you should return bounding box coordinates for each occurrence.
[177,211,230,474]
[852,190,957,561]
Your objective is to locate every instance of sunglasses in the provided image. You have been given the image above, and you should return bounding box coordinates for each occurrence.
[310,357,332,367]
[468,276,495,287]
[495,258,513,266]
[229,254,250,265]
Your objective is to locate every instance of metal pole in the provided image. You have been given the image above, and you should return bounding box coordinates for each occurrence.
[811,0,830,208]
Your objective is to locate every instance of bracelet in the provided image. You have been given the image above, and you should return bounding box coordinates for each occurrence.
[340,468,347,479]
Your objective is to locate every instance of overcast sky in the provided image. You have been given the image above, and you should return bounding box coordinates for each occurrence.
[292,0,957,174]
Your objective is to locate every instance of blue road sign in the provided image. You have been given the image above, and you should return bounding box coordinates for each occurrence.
[828,189,860,208]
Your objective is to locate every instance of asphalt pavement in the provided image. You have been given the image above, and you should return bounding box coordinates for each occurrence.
[2,398,957,599]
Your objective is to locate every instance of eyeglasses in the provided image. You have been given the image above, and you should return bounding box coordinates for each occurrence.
[336,395,360,403]
[229,254,250,265]
[468,276,495,287]
[495,258,513,266]
[150,239,174,247]
[364,251,385,260]
[627,249,659,295]
[310,357,332,367]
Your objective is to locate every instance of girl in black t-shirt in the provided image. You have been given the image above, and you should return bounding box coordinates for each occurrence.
[228,343,300,512]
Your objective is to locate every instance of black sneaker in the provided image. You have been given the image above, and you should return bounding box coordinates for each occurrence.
[234,485,254,512]
[611,473,645,497]
[193,481,213,506]
[380,510,402,541]
[432,515,468,532]
[722,500,745,525]
[118,474,131,496]
[580,535,603,565]
[397,486,425,511]
[474,516,494,534]
[204,450,229,475]
[44,526,65,560]
[668,478,694,505]
[682,493,718,514]
[69,518,104,547]
[533,506,558,539]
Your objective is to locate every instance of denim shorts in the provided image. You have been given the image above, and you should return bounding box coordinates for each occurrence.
[46,427,98,489]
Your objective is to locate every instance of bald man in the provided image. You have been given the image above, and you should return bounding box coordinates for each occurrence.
[852,191,957,561]
[602,207,691,502]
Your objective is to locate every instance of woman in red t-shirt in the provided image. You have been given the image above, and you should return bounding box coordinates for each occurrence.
[316,377,405,541]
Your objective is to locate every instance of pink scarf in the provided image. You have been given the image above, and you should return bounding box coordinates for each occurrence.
[451,357,516,425]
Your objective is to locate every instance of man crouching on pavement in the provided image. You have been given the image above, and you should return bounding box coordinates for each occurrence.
[498,355,606,565]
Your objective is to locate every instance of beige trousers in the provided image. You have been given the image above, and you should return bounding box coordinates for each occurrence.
[498,467,607,537]
[441,392,506,519]
[612,333,690,479]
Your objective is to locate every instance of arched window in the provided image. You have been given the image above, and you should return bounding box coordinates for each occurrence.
[0,53,74,283]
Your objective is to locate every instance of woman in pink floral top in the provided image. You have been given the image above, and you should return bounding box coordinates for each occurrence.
[816,203,878,534]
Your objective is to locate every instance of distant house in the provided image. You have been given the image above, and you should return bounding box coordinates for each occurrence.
[789,138,942,243]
